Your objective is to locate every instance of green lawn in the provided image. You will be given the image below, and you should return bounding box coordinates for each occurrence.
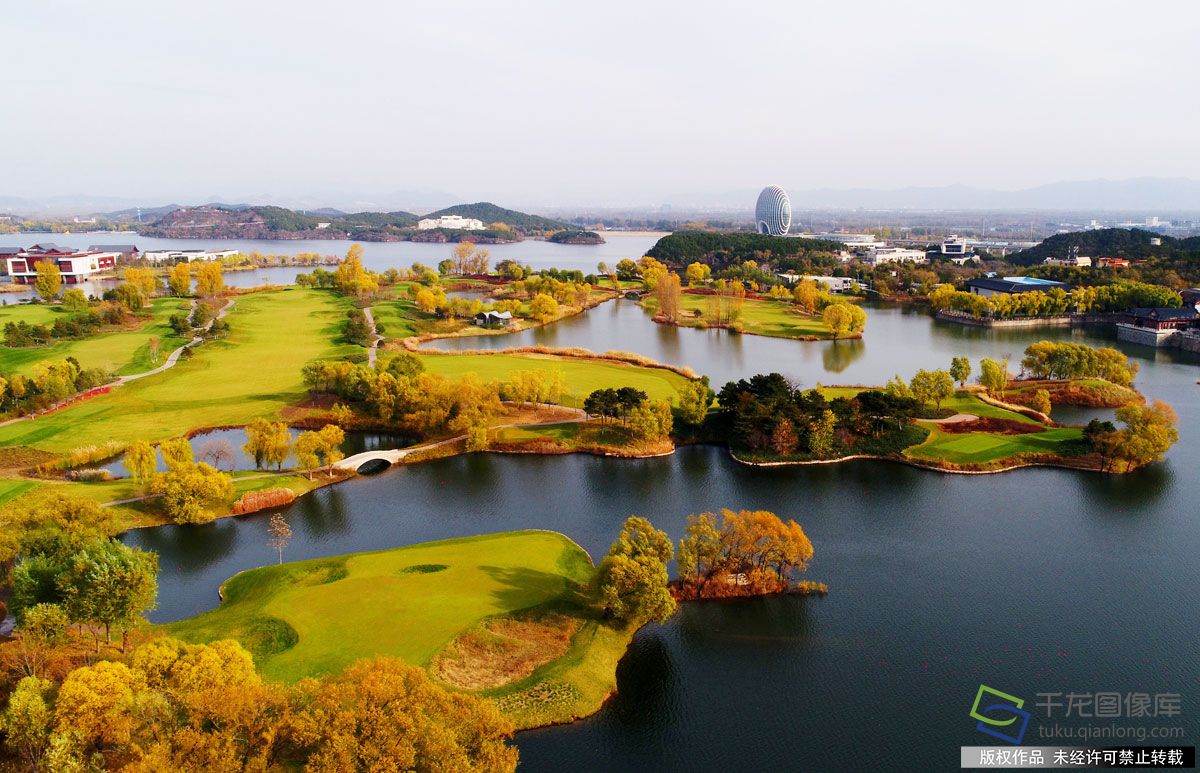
[903,392,1083,465]
[0,298,190,376]
[418,352,690,407]
[164,531,631,728]
[905,425,1085,465]
[0,302,61,327]
[0,288,360,453]
[644,293,834,339]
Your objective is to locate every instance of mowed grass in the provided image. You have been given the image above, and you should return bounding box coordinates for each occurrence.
[904,391,1083,464]
[0,298,190,376]
[645,292,833,339]
[165,531,594,683]
[906,426,1085,465]
[0,289,360,453]
[418,352,690,407]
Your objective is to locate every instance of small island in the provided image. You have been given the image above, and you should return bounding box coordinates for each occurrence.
[547,230,606,245]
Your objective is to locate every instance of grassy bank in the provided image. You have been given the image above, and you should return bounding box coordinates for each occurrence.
[0,297,190,376]
[165,531,633,729]
[417,351,690,407]
[0,288,361,453]
[642,292,834,339]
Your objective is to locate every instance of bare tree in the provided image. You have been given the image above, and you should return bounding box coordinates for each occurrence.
[268,513,293,565]
[148,336,161,364]
[197,438,236,471]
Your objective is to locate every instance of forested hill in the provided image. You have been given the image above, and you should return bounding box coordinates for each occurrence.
[1008,228,1200,266]
[645,231,845,269]
[422,202,571,232]
[138,205,419,240]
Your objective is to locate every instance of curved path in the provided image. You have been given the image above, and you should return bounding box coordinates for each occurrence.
[362,306,382,367]
[927,413,978,424]
[0,297,235,428]
[333,407,589,472]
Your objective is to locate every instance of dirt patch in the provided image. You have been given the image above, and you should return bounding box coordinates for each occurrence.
[433,613,580,690]
[398,563,448,574]
[939,417,1043,435]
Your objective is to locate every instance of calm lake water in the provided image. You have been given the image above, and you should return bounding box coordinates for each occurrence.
[0,232,660,302]
[100,428,412,477]
[122,300,1200,771]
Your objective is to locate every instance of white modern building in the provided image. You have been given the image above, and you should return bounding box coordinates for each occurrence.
[1043,255,1093,268]
[801,232,884,249]
[862,247,927,266]
[779,273,856,292]
[754,185,791,236]
[143,249,240,263]
[941,235,970,256]
[417,215,485,231]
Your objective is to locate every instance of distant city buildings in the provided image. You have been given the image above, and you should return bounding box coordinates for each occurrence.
[418,215,485,231]
[862,246,927,266]
[940,235,970,256]
[754,185,791,236]
[800,232,883,249]
[143,249,239,263]
[1043,255,1093,268]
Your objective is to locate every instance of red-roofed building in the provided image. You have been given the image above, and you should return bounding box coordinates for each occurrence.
[5,250,121,284]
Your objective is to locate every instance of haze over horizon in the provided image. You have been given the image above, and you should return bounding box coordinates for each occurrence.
[5,0,1199,210]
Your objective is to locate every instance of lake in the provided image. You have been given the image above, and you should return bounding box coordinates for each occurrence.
[122,299,1200,770]
[0,232,661,302]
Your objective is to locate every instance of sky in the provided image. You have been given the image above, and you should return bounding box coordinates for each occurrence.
[3,0,1199,208]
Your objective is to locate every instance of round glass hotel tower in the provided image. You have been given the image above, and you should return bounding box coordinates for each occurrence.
[754,185,792,236]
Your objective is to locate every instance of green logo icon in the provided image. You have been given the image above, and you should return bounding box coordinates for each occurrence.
[970,684,1030,744]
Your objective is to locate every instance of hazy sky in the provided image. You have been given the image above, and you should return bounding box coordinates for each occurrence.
[5,0,1198,206]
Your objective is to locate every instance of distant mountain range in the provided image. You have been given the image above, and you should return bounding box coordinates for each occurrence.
[2,178,1198,219]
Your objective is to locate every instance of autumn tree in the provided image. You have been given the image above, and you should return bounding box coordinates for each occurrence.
[60,287,88,313]
[978,357,1009,396]
[1032,388,1052,416]
[909,369,955,410]
[123,267,158,296]
[34,260,62,301]
[159,436,193,469]
[792,280,822,314]
[809,409,838,457]
[318,424,345,475]
[628,399,673,441]
[529,293,559,323]
[677,509,814,598]
[949,356,971,386]
[594,516,675,626]
[268,513,292,564]
[1108,400,1179,471]
[293,430,324,479]
[653,271,683,323]
[56,539,158,650]
[167,262,192,296]
[676,376,714,426]
[150,462,234,525]
[770,418,799,456]
[1,675,54,767]
[194,261,225,297]
[821,301,867,338]
[243,418,292,470]
[685,261,711,286]
[124,440,157,487]
[285,657,517,772]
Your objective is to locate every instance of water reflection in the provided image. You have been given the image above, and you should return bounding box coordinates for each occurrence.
[821,338,865,373]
